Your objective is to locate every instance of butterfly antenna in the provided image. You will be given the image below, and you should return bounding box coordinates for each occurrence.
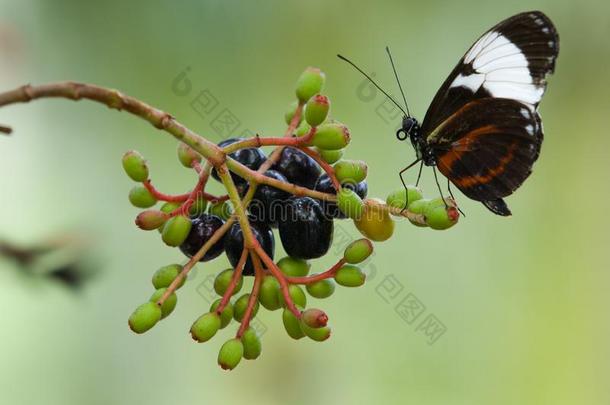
[337,54,408,116]
[385,46,411,117]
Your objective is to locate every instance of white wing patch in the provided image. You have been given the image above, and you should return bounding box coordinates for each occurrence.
[450,31,544,106]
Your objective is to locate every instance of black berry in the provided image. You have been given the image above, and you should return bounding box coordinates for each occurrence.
[244,170,291,226]
[272,147,321,189]
[225,221,275,276]
[314,173,368,219]
[278,197,333,259]
[211,138,266,187]
[179,214,225,261]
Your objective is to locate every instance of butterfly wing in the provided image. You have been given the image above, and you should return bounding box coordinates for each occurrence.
[429,98,542,215]
[420,11,559,215]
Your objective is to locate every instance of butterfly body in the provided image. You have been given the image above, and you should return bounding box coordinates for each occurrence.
[395,11,559,216]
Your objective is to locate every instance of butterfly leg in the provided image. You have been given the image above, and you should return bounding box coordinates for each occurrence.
[432,166,449,209]
[398,159,421,212]
[447,179,466,217]
[415,161,424,187]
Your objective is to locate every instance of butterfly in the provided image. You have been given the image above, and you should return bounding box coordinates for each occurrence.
[340,11,559,216]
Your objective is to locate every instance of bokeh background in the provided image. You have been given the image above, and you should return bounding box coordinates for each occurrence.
[1,0,609,404]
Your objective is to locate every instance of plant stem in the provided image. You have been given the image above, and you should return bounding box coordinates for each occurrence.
[236,251,264,338]
[216,249,248,313]
[285,259,346,285]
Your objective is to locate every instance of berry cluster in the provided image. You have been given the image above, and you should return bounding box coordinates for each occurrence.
[123,67,459,370]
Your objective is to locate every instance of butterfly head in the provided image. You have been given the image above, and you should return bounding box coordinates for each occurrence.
[397,116,435,166]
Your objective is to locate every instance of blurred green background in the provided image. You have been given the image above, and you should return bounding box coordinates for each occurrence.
[0,0,608,404]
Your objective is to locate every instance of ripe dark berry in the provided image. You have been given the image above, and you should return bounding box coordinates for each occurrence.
[244,170,291,226]
[278,197,333,260]
[211,138,266,186]
[314,173,368,219]
[224,221,275,276]
[179,214,225,262]
[272,147,321,190]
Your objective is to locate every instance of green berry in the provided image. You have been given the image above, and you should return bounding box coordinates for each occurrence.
[334,264,366,287]
[343,238,374,264]
[210,299,234,329]
[301,308,328,328]
[386,186,423,211]
[424,199,459,230]
[316,148,343,164]
[278,284,307,308]
[241,328,262,360]
[334,159,368,184]
[152,264,185,289]
[190,312,221,342]
[188,195,208,216]
[218,338,244,370]
[282,307,305,340]
[177,143,202,168]
[300,322,331,342]
[135,209,169,230]
[295,121,311,138]
[158,202,182,233]
[234,294,259,322]
[285,101,303,126]
[259,276,281,310]
[161,215,191,247]
[128,302,162,334]
[305,94,330,127]
[306,279,335,299]
[277,256,310,277]
[214,269,243,296]
[336,187,364,219]
[209,201,232,220]
[295,67,325,103]
[122,150,149,182]
[311,122,350,150]
[407,199,430,227]
[149,288,177,319]
[354,199,395,241]
[128,185,157,208]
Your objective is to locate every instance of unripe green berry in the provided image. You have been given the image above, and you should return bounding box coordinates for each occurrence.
[334,264,366,287]
[122,150,149,182]
[188,196,208,216]
[209,201,232,220]
[316,148,343,164]
[128,302,162,334]
[152,264,185,289]
[337,188,364,219]
[277,256,310,277]
[301,308,328,328]
[354,199,395,241]
[190,312,221,343]
[407,198,430,227]
[214,269,243,296]
[343,238,374,264]
[177,143,202,168]
[306,279,335,299]
[278,284,307,308]
[334,159,368,184]
[295,67,325,103]
[161,215,191,247]
[311,122,350,150]
[135,209,169,230]
[259,276,281,310]
[285,101,303,126]
[158,202,182,233]
[210,299,234,329]
[300,322,331,342]
[295,121,312,138]
[386,186,423,210]
[282,307,305,340]
[234,293,259,322]
[424,199,459,230]
[128,185,157,208]
[241,327,262,360]
[149,288,177,319]
[218,338,244,370]
[305,94,330,127]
